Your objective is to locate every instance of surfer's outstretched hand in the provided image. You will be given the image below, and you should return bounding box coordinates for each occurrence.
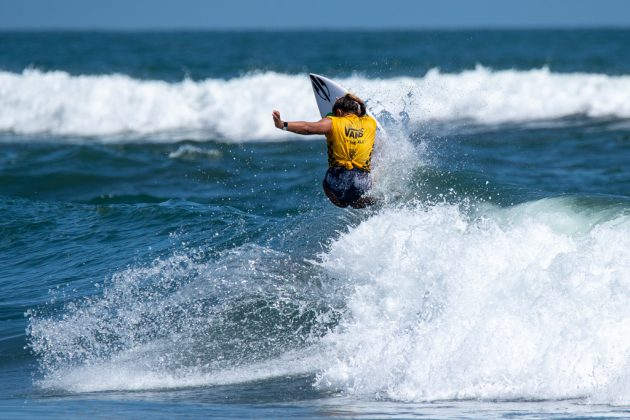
[272,110,283,129]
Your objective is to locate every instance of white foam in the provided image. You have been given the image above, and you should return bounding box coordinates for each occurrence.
[354,66,630,125]
[0,70,318,142]
[168,144,222,160]
[37,347,325,393]
[316,198,630,403]
[28,245,337,393]
[27,191,630,402]
[3,67,630,142]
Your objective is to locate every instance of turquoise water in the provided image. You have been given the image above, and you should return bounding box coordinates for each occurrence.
[1,30,630,418]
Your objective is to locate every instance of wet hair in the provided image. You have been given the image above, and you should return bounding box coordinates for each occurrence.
[332,93,367,117]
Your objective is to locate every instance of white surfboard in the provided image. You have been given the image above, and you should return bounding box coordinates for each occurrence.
[309,73,385,133]
[309,73,347,118]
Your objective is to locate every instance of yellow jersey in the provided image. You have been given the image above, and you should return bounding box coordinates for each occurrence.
[325,114,377,171]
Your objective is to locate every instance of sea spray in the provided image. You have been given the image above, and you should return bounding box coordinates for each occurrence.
[28,244,342,392]
[315,199,630,403]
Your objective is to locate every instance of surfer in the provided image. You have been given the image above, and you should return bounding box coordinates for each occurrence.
[272,93,377,208]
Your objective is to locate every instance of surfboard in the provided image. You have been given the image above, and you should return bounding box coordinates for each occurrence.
[309,73,347,118]
[309,73,385,134]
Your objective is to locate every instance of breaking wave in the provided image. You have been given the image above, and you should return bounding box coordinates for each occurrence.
[28,197,630,404]
[3,67,630,142]
[316,198,630,404]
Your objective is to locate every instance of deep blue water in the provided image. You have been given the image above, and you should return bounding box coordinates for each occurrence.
[1,30,629,418]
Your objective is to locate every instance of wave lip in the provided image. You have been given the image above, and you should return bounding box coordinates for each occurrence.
[2,67,630,142]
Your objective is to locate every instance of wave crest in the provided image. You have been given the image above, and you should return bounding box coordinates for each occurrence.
[2,67,630,142]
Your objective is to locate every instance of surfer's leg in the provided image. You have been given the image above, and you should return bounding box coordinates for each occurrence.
[323,181,347,207]
[323,169,349,208]
[346,170,375,208]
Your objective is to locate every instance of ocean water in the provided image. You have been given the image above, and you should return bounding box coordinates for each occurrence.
[1,30,630,418]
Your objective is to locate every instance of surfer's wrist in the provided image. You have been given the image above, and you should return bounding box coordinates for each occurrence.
[282,121,288,131]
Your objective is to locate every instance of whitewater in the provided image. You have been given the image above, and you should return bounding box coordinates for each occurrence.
[317,200,630,404]
[26,194,630,405]
[2,67,630,140]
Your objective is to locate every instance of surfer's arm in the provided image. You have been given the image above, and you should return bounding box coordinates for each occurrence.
[285,119,331,135]
[272,110,331,135]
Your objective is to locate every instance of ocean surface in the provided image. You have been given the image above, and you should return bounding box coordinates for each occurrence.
[1,30,629,418]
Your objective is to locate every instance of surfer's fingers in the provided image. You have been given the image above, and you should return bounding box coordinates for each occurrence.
[272,110,282,128]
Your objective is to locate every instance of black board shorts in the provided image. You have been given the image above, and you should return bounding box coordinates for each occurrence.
[323,167,372,208]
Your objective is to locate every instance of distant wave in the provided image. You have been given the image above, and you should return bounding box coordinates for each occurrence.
[2,67,630,142]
